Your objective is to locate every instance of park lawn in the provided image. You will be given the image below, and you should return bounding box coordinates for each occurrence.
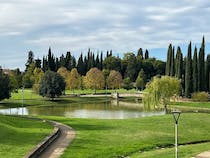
[0,115,53,158]
[170,101,210,109]
[130,142,210,158]
[40,113,210,158]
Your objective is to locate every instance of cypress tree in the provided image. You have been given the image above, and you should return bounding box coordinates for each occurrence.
[100,52,103,70]
[95,54,100,69]
[175,46,183,79]
[192,47,198,92]
[206,54,210,92]
[145,49,149,59]
[165,44,173,76]
[185,42,192,97]
[198,37,205,91]
[170,46,175,76]
[77,53,85,75]
[137,48,143,59]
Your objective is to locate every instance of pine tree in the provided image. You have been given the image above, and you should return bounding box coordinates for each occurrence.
[192,47,198,92]
[77,53,85,75]
[185,42,192,97]
[99,52,103,70]
[95,54,100,69]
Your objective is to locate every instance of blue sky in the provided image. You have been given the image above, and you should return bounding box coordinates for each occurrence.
[1,0,210,70]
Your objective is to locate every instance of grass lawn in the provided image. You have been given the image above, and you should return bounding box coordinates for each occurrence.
[40,113,210,158]
[0,115,53,158]
[170,101,210,109]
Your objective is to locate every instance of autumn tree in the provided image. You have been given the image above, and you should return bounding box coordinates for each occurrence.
[107,70,123,89]
[57,66,69,88]
[84,67,105,93]
[68,68,81,91]
[32,68,44,93]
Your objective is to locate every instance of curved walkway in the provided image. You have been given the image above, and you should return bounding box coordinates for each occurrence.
[195,151,210,158]
[39,121,75,158]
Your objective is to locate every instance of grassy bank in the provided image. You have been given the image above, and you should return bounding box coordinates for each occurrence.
[40,113,210,158]
[0,115,53,158]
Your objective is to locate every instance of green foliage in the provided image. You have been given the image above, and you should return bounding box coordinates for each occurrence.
[23,63,35,88]
[193,47,198,92]
[143,76,181,110]
[191,91,209,102]
[175,46,183,79]
[136,69,146,90]
[39,71,65,99]
[185,42,192,97]
[123,77,133,90]
[103,56,121,72]
[0,68,11,100]
[123,53,137,81]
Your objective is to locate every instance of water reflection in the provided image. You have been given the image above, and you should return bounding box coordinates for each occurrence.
[0,100,165,119]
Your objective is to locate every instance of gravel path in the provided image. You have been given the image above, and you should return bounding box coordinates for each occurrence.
[39,121,75,158]
[195,151,210,158]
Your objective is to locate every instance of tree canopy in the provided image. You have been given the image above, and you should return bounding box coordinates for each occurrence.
[0,68,11,100]
[39,71,65,99]
[143,76,181,111]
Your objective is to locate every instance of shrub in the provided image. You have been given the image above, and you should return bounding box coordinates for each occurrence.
[192,92,209,102]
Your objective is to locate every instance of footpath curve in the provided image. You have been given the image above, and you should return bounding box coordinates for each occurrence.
[195,151,210,158]
[39,121,75,158]
[24,117,75,158]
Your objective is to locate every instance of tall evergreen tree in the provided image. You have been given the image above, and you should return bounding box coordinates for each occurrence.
[175,46,183,79]
[206,54,210,92]
[185,42,192,97]
[47,47,56,71]
[192,47,198,92]
[137,48,143,59]
[77,53,85,75]
[165,44,173,76]
[170,46,175,76]
[99,52,103,70]
[145,49,149,59]
[198,37,205,91]
[25,50,34,71]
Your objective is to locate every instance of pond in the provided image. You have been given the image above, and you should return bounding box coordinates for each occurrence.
[0,100,165,119]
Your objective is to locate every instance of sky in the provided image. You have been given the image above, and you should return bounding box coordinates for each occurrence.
[1,0,210,70]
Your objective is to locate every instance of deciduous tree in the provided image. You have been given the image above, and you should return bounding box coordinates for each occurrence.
[107,70,122,89]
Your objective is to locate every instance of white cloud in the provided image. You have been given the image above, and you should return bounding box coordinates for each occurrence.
[1,0,210,69]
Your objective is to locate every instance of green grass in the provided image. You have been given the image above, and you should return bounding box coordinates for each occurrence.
[40,113,210,158]
[0,115,53,158]
[170,101,210,109]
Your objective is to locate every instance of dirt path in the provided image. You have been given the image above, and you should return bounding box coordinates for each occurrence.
[195,151,210,158]
[39,121,75,158]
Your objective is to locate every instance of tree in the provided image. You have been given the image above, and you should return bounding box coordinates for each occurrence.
[143,76,180,111]
[165,44,173,76]
[185,42,192,97]
[136,69,146,90]
[22,63,35,88]
[145,49,149,59]
[123,77,133,90]
[32,68,44,93]
[137,48,143,59]
[192,46,198,92]
[123,53,137,81]
[206,54,210,92]
[39,71,65,99]
[8,68,22,92]
[57,66,69,85]
[198,36,205,91]
[103,56,121,72]
[175,46,183,79]
[68,68,81,91]
[107,70,123,89]
[0,68,11,100]
[84,68,105,93]
[77,53,85,75]
[25,50,34,71]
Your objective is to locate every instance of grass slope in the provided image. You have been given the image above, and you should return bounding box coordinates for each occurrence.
[41,113,210,158]
[0,115,53,158]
